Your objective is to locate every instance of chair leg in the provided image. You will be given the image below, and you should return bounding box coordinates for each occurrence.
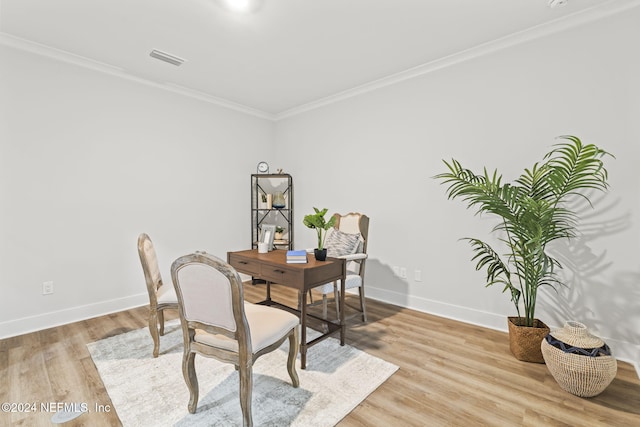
[359,286,367,322]
[239,362,253,427]
[322,294,328,319]
[287,327,300,388]
[317,294,330,333]
[148,310,160,358]
[333,282,340,319]
[183,351,199,414]
[158,309,166,336]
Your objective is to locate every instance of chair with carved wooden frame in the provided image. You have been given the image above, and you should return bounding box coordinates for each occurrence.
[171,252,300,427]
[313,212,369,322]
[137,233,179,358]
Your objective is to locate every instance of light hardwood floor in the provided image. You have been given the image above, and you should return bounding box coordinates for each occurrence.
[2,284,639,426]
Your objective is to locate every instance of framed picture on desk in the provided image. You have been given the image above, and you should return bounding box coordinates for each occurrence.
[260,224,276,250]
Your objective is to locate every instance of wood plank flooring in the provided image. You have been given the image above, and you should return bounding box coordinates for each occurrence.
[1,284,639,426]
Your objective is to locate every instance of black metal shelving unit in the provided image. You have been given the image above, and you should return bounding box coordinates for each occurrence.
[251,173,293,251]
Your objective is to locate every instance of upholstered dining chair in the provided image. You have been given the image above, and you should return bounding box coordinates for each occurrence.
[314,212,369,322]
[171,252,300,427]
[137,233,179,358]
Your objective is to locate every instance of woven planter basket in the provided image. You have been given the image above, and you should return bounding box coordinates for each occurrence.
[541,321,617,397]
[507,317,550,363]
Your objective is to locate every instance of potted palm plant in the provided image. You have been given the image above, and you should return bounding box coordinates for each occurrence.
[303,207,336,261]
[434,136,612,362]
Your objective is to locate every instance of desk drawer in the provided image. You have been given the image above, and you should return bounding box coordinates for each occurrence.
[228,253,261,276]
[260,265,303,286]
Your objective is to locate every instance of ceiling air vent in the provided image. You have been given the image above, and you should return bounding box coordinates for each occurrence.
[548,0,569,8]
[149,49,185,66]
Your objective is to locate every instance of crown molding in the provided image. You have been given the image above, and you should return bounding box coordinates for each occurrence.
[2,0,639,122]
[0,32,275,121]
[275,0,640,120]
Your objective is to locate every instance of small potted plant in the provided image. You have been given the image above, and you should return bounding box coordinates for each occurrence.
[275,226,285,240]
[303,207,336,261]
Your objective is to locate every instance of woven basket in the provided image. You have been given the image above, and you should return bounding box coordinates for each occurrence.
[541,321,617,397]
[508,317,549,363]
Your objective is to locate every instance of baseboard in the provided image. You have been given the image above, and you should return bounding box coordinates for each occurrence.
[366,285,507,331]
[0,293,148,339]
[366,285,640,379]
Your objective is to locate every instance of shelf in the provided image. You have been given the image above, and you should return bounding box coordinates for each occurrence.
[252,174,293,251]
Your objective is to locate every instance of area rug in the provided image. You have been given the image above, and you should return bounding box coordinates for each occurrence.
[87,321,398,426]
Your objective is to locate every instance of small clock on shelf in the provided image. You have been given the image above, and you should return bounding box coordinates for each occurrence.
[256,161,269,174]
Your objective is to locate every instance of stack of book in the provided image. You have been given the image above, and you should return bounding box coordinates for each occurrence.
[286,250,308,264]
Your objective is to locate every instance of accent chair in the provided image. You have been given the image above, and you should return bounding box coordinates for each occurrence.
[171,251,300,427]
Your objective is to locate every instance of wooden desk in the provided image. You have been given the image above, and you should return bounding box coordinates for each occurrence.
[228,249,346,369]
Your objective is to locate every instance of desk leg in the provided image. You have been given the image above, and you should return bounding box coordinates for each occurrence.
[299,290,307,369]
[340,277,346,346]
[266,281,272,304]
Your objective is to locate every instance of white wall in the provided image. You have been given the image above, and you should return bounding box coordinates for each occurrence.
[276,8,640,368]
[1,6,638,374]
[0,45,275,337]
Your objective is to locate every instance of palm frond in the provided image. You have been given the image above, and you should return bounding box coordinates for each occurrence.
[434,136,612,326]
[544,135,612,203]
[435,160,525,222]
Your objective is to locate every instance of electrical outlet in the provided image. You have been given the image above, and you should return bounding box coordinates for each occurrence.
[400,267,407,279]
[414,269,422,282]
[392,266,400,276]
[42,281,54,295]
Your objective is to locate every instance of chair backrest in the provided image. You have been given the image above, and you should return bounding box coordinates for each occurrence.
[171,252,250,344]
[138,233,163,305]
[332,212,369,276]
[333,212,369,254]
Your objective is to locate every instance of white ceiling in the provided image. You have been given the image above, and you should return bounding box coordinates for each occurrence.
[0,0,634,118]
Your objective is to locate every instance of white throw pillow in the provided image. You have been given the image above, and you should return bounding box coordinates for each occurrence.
[325,228,362,257]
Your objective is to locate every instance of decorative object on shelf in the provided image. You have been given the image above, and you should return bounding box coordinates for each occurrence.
[303,207,336,261]
[275,226,284,240]
[272,191,286,208]
[277,168,284,174]
[259,194,269,210]
[256,161,269,174]
[541,321,617,397]
[259,224,276,251]
[434,136,612,362]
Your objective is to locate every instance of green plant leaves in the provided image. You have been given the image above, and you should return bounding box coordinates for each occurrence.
[303,207,336,249]
[434,136,611,326]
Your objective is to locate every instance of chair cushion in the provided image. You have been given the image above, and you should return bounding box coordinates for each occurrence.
[157,283,178,304]
[194,302,299,353]
[316,273,362,295]
[325,229,362,257]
